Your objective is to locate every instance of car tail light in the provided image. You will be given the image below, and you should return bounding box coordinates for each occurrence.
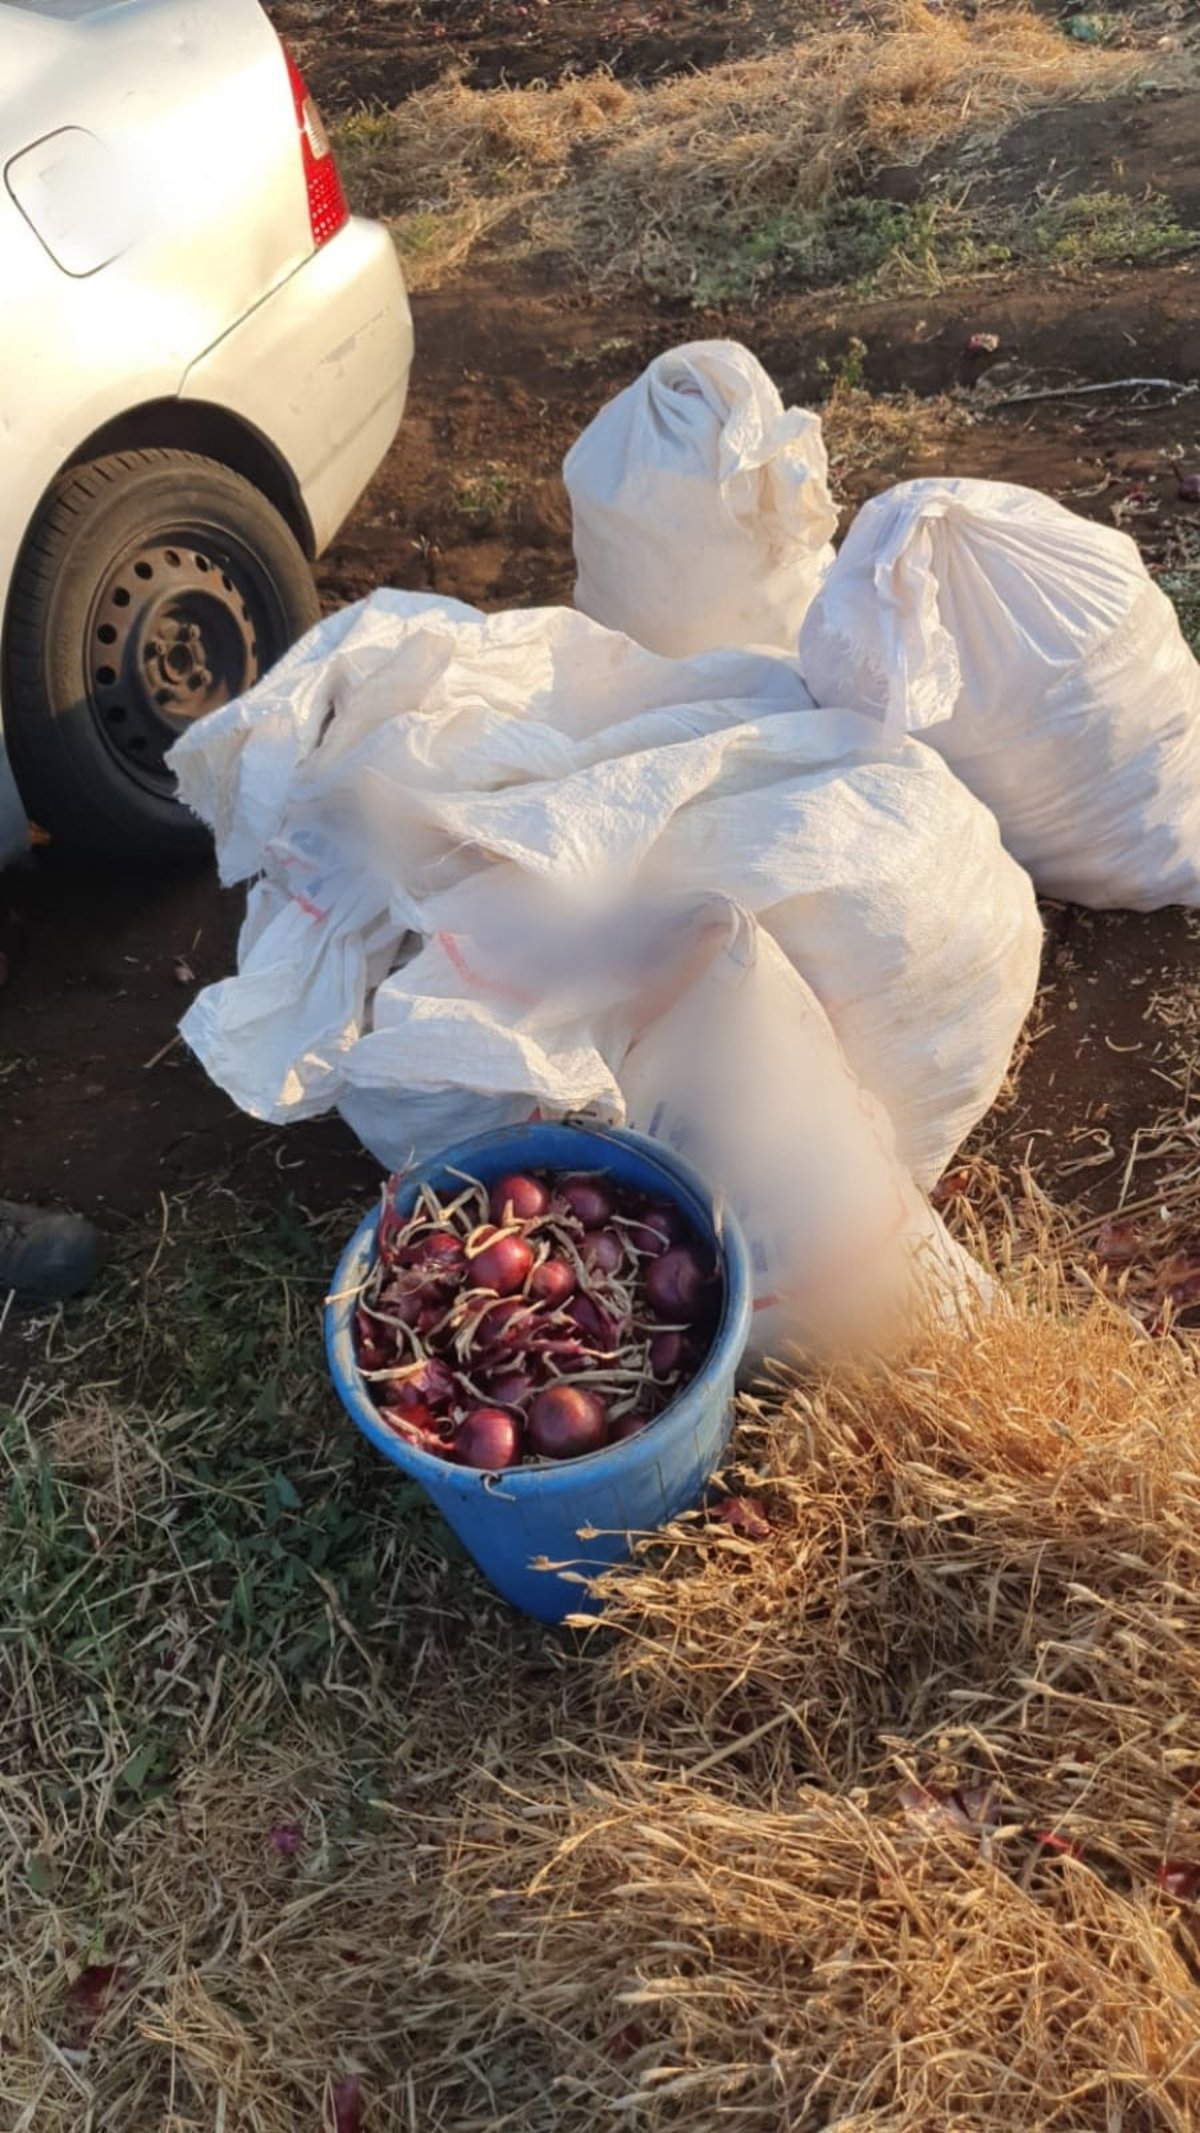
[283,45,348,249]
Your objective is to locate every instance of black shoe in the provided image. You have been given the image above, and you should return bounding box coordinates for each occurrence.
[0,1201,101,1302]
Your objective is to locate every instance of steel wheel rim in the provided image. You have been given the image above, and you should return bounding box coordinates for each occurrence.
[84,523,285,796]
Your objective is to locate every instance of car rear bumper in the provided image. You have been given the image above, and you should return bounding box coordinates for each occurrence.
[179,216,413,556]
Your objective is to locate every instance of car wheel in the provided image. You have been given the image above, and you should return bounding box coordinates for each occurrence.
[3,448,321,862]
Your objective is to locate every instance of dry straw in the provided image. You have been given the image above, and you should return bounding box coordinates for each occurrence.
[336,2,1140,289]
[8,1274,1200,2128]
[424,1297,1200,2130]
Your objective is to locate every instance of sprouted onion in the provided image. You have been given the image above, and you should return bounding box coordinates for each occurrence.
[353,1167,719,1468]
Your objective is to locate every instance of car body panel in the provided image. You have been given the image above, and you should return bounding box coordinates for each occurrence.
[0,0,311,597]
[182,218,414,557]
[0,0,412,776]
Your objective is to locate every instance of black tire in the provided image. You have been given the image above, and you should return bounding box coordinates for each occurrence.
[3,448,320,863]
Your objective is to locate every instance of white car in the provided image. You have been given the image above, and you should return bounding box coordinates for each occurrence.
[0,0,413,861]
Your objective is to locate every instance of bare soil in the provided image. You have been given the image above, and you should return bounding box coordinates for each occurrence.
[272,0,859,108]
[270,0,1192,110]
[1,56,1199,1261]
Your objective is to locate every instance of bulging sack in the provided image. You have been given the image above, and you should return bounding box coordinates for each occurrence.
[564,339,837,658]
[172,595,1040,1200]
[339,898,990,1367]
[798,476,1200,910]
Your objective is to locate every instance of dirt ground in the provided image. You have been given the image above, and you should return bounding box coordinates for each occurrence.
[272,0,1194,108]
[2,31,1199,1266]
[277,0,824,105]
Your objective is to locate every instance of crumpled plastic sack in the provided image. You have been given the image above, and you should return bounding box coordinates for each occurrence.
[171,593,1041,1192]
[564,339,838,658]
[798,476,1200,910]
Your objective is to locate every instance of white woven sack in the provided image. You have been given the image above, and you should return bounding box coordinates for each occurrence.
[565,340,837,658]
[339,898,991,1367]
[172,596,1041,1192]
[798,476,1200,909]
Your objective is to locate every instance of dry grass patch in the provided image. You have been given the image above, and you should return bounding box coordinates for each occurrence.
[820,371,973,489]
[336,2,1142,293]
[428,1301,1200,2130]
[8,1248,1200,2129]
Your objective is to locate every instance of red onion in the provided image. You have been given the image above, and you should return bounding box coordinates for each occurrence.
[529,1257,576,1307]
[649,1200,686,1238]
[486,1367,537,1409]
[567,1293,621,1351]
[558,1175,614,1228]
[607,2021,646,2064]
[609,1411,650,1444]
[489,1172,550,1223]
[528,1385,607,1459]
[649,1330,684,1379]
[466,1229,534,1295]
[624,1208,675,1257]
[580,1228,625,1275]
[455,1407,523,1470]
[326,2074,365,2133]
[1158,1860,1200,1902]
[399,1228,465,1280]
[645,1245,709,1323]
[360,1158,715,1471]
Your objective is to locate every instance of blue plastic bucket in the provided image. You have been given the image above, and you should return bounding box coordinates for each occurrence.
[325,1119,752,1623]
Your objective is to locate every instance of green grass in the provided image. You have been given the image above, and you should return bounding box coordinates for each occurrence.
[0,1195,559,2128]
[668,184,1195,307]
[1018,187,1195,268]
[453,464,516,520]
[555,335,636,372]
[0,1199,464,1838]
